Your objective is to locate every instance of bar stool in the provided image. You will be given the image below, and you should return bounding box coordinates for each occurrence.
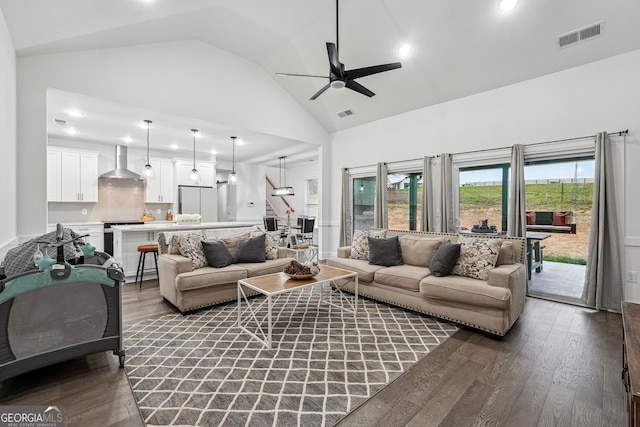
[135,244,159,288]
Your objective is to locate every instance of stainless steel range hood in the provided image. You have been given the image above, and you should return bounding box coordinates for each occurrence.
[99,145,142,180]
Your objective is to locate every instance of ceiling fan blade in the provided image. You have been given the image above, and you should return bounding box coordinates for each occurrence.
[344,62,402,80]
[345,80,375,97]
[326,42,342,77]
[276,72,328,79]
[310,83,331,100]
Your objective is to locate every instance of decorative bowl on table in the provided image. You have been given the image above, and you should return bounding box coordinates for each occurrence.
[283,260,320,279]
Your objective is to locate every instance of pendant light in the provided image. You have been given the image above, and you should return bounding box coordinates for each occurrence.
[190,129,200,184]
[141,120,154,179]
[272,156,294,196]
[228,136,237,184]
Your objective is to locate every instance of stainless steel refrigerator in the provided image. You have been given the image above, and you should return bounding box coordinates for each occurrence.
[178,185,218,222]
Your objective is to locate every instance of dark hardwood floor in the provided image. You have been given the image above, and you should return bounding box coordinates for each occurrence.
[0,281,625,427]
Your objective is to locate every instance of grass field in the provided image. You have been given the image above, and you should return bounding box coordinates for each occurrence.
[387,182,593,263]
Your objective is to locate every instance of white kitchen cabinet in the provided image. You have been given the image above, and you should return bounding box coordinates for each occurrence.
[112,229,159,279]
[145,158,174,203]
[175,160,216,187]
[47,147,99,202]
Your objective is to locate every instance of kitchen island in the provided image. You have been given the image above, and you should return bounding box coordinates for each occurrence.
[111,221,257,281]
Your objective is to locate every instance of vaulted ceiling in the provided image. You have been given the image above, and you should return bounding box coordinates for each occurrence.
[2,0,639,161]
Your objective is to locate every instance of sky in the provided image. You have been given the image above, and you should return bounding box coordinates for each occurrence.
[460,160,595,185]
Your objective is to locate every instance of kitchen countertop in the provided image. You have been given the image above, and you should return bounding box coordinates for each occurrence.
[110,221,256,232]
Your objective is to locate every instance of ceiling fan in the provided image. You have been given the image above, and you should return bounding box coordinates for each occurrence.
[276,0,402,100]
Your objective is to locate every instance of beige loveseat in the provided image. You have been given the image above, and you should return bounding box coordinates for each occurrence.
[327,229,527,336]
[158,228,294,313]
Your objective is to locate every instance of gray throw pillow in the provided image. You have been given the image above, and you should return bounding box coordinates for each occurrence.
[236,234,266,263]
[429,240,461,277]
[368,236,403,267]
[202,240,235,268]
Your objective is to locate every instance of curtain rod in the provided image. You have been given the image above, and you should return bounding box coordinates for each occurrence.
[345,129,629,170]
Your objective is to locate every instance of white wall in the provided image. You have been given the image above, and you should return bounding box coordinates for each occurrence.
[328,49,640,302]
[228,162,266,225]
[16,39,328,236]
[0,8,16,255]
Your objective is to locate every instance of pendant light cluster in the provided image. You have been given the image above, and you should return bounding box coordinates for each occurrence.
[272,156,294,196]
[190,129,200,184]
[228,136,237,184]
[141,120,154,178]
[139,122,237,186]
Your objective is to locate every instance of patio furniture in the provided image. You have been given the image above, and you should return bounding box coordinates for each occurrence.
[526,232,551,281]
[526,211,576,234]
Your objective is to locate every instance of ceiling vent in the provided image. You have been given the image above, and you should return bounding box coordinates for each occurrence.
[558,21,604,48]
[53,118,68,126]
[337,109,354,118]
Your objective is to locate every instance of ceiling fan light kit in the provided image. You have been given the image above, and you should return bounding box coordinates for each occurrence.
[276,0,401,100]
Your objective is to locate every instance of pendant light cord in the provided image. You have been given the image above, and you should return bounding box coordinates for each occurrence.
[192,129,197,170]
[144,120,152,164]
[231,136,236,173]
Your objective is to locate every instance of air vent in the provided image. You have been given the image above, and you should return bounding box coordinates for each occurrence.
[53,118,68,126]
[558,21,604,48]
[337,109,354,118]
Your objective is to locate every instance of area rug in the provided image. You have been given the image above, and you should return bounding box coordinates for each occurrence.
[124,288,458,426]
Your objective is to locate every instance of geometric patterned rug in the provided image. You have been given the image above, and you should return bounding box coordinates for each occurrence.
[123,288,458,426]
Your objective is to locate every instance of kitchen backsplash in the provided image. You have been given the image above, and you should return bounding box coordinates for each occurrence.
[48,179,172,223]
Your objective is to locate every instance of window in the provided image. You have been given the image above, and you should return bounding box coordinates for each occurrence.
[387,172,423,230]
[353,176,376,231]
[305,178,318,218]
[458,164,509,232]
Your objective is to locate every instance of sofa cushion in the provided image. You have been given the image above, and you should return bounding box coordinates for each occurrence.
[420,274,511,309]
[398,235,444,267]
[174,232,208,269]
[350,229,387,260]
[236,234,266,263]
[250,230,280,260]
[240,258,294,278]
[374,265,431,292]
[222,231,253,258]
[202,240,235,268]
[326,257,385,283]
[368,236,403,267]
[429,240,461,277]
[495,241,515,266]
[451,237,503,281]
[175,265,247,291]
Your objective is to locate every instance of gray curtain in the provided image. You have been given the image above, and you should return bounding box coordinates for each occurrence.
[507,144,527,237]
[374,162,388,229]
[582,132,623,311]
[439,154,454,232]
[339,168,351,246]
[422,156,434,231]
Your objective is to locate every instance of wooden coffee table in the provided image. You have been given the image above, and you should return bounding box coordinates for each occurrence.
[237,266,358,348]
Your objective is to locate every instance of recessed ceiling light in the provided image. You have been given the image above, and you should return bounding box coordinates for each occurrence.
[64,127,77,135]
[122,136,133,143]
[67,109,83,117]
[498,0,518,12]
[210,149,217,155]
[170,143,179,150]
[398,44,412,58]
[236,139,245,146]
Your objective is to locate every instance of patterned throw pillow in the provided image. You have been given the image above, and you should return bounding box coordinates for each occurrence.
[250,230,280,260]
[174,231,208,270]
[350,229,387,260]
[451,237,503,281]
